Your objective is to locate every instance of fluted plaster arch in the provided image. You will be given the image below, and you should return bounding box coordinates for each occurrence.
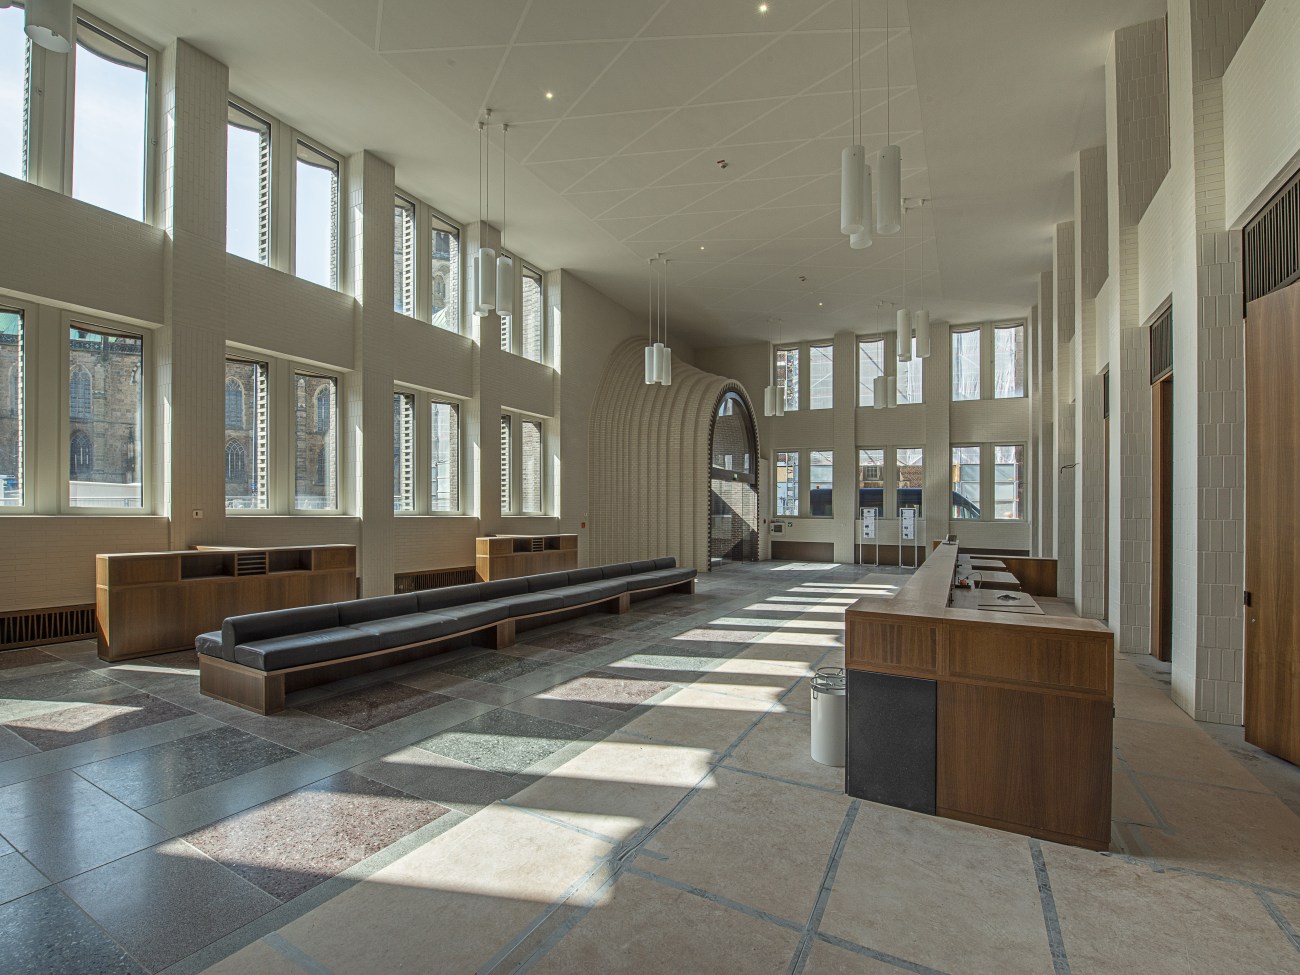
[588,338,761,572]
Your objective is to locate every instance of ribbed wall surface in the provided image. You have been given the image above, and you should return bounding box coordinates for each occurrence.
[589,338,756,572]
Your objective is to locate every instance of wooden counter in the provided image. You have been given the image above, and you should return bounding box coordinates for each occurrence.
[844,542,1114,850]
[475,534,577,581]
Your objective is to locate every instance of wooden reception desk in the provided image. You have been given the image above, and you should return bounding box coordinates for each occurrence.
[844,542,1114,850]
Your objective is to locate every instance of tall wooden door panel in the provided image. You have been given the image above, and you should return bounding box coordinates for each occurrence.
[1245,279,1300,765]
[1151,378,1173,661]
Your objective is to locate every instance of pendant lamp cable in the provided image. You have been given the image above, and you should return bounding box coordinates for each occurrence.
[885,0,891,145]
[662,259,668,348]
[500,123,507,251]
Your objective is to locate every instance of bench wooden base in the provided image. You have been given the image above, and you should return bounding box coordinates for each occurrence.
[199,577,695,715]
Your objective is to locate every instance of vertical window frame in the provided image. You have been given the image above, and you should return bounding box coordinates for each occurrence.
[429,208,462,334]
[226,100,273,265]
[291,137,342,291]
[393,192,417,317]
[224,354,270,512]
[393,389,415,513]
[992,322,1027,399]
[0,303,27,512]
[521,263,544,364]
[291,368,340,513]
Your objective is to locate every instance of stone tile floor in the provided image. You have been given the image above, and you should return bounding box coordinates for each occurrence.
[0,561,1296,973]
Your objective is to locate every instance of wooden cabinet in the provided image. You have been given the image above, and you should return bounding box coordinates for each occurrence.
[475,535,578,581]
[96,545,357,662]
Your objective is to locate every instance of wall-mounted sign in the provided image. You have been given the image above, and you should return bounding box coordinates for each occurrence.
[861,508,876,541]
[901,507,916,542]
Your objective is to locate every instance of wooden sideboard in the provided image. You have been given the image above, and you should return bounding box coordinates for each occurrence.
[475,535,577,581]
[96,545,357,662]
[844,542,1113,850]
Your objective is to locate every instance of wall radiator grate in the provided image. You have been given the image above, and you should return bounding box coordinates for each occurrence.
[394,566,475,594]
[0,604,96,652]
[1244,167,1300,304]
[235,552,268,575]
[1149,305,1173,383]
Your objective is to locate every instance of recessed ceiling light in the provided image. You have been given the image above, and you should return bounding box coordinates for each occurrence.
[544,91,554,100]
[818,301,824,307]
[758,2,769,13]
[699,245,705,251]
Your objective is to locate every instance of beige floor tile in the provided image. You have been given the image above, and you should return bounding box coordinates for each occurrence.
[709,655,815,678]
[530,871,800,975]
[642,768,851,925]
[803,938,912,974]
[201,939,315,975]
[268,804,611,975]
[1113,681,1197,725]
[1130,775,1300,893]
[685,667,802,705]
[508,731,714,841]
[1115,717,1270,793]
[820,803,1055,975]
[620,685,774,752]
[1044,842,1300,974]
[1111,763,1161,826]
[726,710,846,792]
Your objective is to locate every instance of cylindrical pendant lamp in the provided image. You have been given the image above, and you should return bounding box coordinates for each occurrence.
[644,345,657,384]
[652,342,666,384]
[495,253,514,318]
[873,375,887,410]
[876,145,902,235]
[896,307,912,362]
[474,247,496,316]
[850,164,874,249]
[660,346,672,386]
[26,0,74,53]
[914,309,931,359]
[887,374,898,408]
[840,146,865,236]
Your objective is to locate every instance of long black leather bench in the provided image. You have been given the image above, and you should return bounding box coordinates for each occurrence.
[196,557,696,714]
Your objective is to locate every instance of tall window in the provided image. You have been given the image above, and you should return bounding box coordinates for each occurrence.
[775,450,799,516]
[776,347,800,412]
[0,309,23,507]
[296,373,336,509]
[431,215,460,332]
[0,6,29,180]
[857,448,884,516]
[858,338,884,407]
[897,337,922,404]
[431,400,460,512]
[993,324,1025,398]
[295,141,339,289]
[521,266,543,362]
[227,103,271,264]
[809,344,833,409]
[225,358,267,510]
[809,450,833,517]
[896,447,924,518]
[993,444,1024,519]
[952,328,980,401]
[499,415,511,514]
[521,418,543,514]
[68,325,142,509]
[393,195,415,315]
[393,392,414,512]
[951,446,981,520]
[72,23,148,221]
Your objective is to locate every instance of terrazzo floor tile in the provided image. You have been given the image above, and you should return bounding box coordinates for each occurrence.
[76,725,298,808]
[537,671,675,711]
[296,681,453,731]
[505,691,627,730]
[433,651,551,685]
[495,644,575,665]
[184,770,450,902]
[0,886,145,975]
[354,746,525,815]
[62,838,281,972]
[0,648,62,672]
[0,727,39,763]
[397,668,531,706]
[415,708,589,775]
[0,851,48,905]
[3,691,194,751]
[516,631,616,654]
[220,708,360,753]
[0,769,170,882]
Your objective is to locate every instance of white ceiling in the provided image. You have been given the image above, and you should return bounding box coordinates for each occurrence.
[83,0,1166,348]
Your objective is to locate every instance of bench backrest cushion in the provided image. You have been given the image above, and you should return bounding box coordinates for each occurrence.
[630,559,656,575]
[417,583,482,613]
[653,557,677,570]
[528,571,573,592]
[600,562,633,580]
[223,604,340,652]
[569,567,604,585]
[479,577,530,601]
[337,593,420,626]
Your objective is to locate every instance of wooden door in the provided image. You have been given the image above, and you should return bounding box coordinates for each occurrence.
[1245,279,1300,765]
[1151,377,1173,661]
[1103,415,1110,624]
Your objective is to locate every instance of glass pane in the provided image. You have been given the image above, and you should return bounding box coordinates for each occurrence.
[393,196,415,315]
[0,309,22,506]
[227,104,270,263]
[295,373,337,509]
[994,324,1025,398]
[776,348,799,411]
[69,325,143,508]
[857,448,884,516]
[898,336,922,404]
[393,392,414,512]
[858,339,884,406]
[431,218,460,332]
[775,451,799,516]
[809,344,833,409]
[295,142,339,289]
[225,358,267,510]
[0,7,28,180]
[522,268,543,362]
[521,418,542,513]
[73,25,148,221]
[431,401,459,512]
[809,449,832,517]
[499,415,510,514]
[896,447,924,518]
[951,446,981,520]
[994,444,1024,519]
[952,329,981,401]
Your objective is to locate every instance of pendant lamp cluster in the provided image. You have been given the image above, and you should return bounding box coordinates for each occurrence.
[763,317,784,416]
[839,0,901,249]
[19,0,74,53]
[472,111,514,322]
[872,302,899,410]
[644,255,672,386]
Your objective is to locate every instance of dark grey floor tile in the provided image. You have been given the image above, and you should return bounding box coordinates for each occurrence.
[0,851,48,905]
[0,668,120,702]
[221,708,359,753]
[398,669,532,707]
[3,692,194,752]
[538,672,677,711]
[184,770,450,902]
[0,727,39,763]
[506,692,626,730]
[415,708,589,775]
[0,886,144,975]
[433,651,550,685]
[354,747,525,815]
[0,648,62,672]
[62,838,280,972]
[515,631,617,654]
[76,726,297,809]
[0,770,170,882]
[297,681,453,731]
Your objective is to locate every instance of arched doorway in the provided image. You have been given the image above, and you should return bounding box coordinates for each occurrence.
[709,391,758,565]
